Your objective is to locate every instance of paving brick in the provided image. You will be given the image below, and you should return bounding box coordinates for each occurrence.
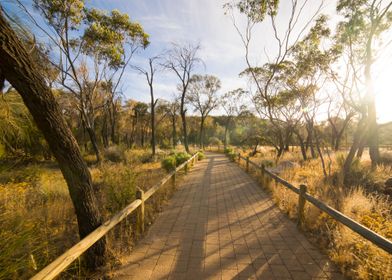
[111,153,344,280]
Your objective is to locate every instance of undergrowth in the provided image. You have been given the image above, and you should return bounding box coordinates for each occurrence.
[235,146,392,279]
[0,147,194,279]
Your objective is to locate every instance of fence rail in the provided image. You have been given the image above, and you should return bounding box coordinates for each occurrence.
[32,153,199,280]
[237,154,392,255]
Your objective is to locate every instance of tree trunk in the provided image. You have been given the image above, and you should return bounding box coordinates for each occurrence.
[365,32,380,166]
[296,133,307,161]
[86,125,101,163]
[181,109,189,153]
[0,12,107,269]
[151,101,156,156]
[343,116,368,183]
[172,114,177,148]
[224,122,229,150]
[101,111,109,148]
[199,116,205,149]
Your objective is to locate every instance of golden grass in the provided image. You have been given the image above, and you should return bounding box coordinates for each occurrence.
[0,147,192,279]
[233,146,392,279]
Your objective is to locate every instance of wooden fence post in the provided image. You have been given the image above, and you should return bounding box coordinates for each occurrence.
[136,188,145,234]
[172,169,176,187]
[298,184,307,229]
[246,157,249,172]
[238,153,241,163]
[185,162,188,174]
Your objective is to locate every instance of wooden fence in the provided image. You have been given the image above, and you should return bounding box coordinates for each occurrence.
[238,154,392,255]
[31,153,199,280]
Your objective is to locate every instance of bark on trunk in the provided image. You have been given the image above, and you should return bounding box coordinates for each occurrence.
[365,31,380,166]
[199,116,205,149]
[150,101,156,156]
[181,109,189,153]
[86,125,101,163]
[172,114,177,148]
[0,12,107,269]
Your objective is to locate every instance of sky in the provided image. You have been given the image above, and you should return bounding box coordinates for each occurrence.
[3,0,392,123]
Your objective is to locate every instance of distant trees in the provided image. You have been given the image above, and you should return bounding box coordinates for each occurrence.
[163,43,202,153]
[22,0,149,162]
[221,88,246,149]
[132,56,161,156]
[187,74,221,148]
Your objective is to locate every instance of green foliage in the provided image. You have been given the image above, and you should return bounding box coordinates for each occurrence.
[175,152,191,165]
[83,8,149,67]
[0,91,48,158]
[227,151,237,162]
[224,147,233,154]
[228,0,279,22]
[209,137,222,146]
[197,151,205,160]
[101,164,137,213]
[161,152,191,173]
[161,155,177,173]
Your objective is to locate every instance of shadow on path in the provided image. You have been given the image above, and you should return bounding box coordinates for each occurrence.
[111,153,344,280]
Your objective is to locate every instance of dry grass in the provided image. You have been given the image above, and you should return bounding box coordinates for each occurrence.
[233,146,392,279]
[0,147,194,279]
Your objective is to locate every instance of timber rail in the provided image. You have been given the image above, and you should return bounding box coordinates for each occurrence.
[237,154,392,255]
[31,153,199,280]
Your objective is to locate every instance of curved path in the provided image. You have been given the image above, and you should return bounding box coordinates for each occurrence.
[112,153,344,279]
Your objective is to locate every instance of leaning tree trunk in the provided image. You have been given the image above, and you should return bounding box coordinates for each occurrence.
[0,11,107,269]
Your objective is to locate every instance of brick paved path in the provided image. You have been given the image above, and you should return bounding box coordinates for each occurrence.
[112,153,344,279]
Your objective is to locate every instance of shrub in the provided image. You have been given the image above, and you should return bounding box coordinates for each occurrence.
[227,151,237,162]
[224,147,233,154]
[197,151,205,160]
[104,146,125,163]
[209,137,222,146]
[124,149,152,165]
[161,152,192,173]
[100,163,137,214]
[175,152,191,165]
[161,155,177,173]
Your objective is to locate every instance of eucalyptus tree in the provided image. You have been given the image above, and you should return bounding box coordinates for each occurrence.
[0,9,107,269]
[221,88,246,149]
[163,43,202,153]
[187,74,221,149]
[17,0,149,162]
[226,0,324,158]
[337,0,392,167]
[132,56,161,156]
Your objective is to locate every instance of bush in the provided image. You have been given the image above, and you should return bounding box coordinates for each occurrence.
[161,152,191,173]
[227,151,237,162]
[124,149,152,165]
[100,163,137,214]
[209,137,222,146]
[224,147,233,154]
[161,155,177,173]
[104,146,125,163]
[197,151,205,160]
[175,152,191,165]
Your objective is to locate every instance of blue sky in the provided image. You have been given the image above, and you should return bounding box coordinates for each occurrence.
[3,0,392,122]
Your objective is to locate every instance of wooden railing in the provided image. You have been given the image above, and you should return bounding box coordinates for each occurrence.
[237,154,392,255]
[32,153,199,280]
